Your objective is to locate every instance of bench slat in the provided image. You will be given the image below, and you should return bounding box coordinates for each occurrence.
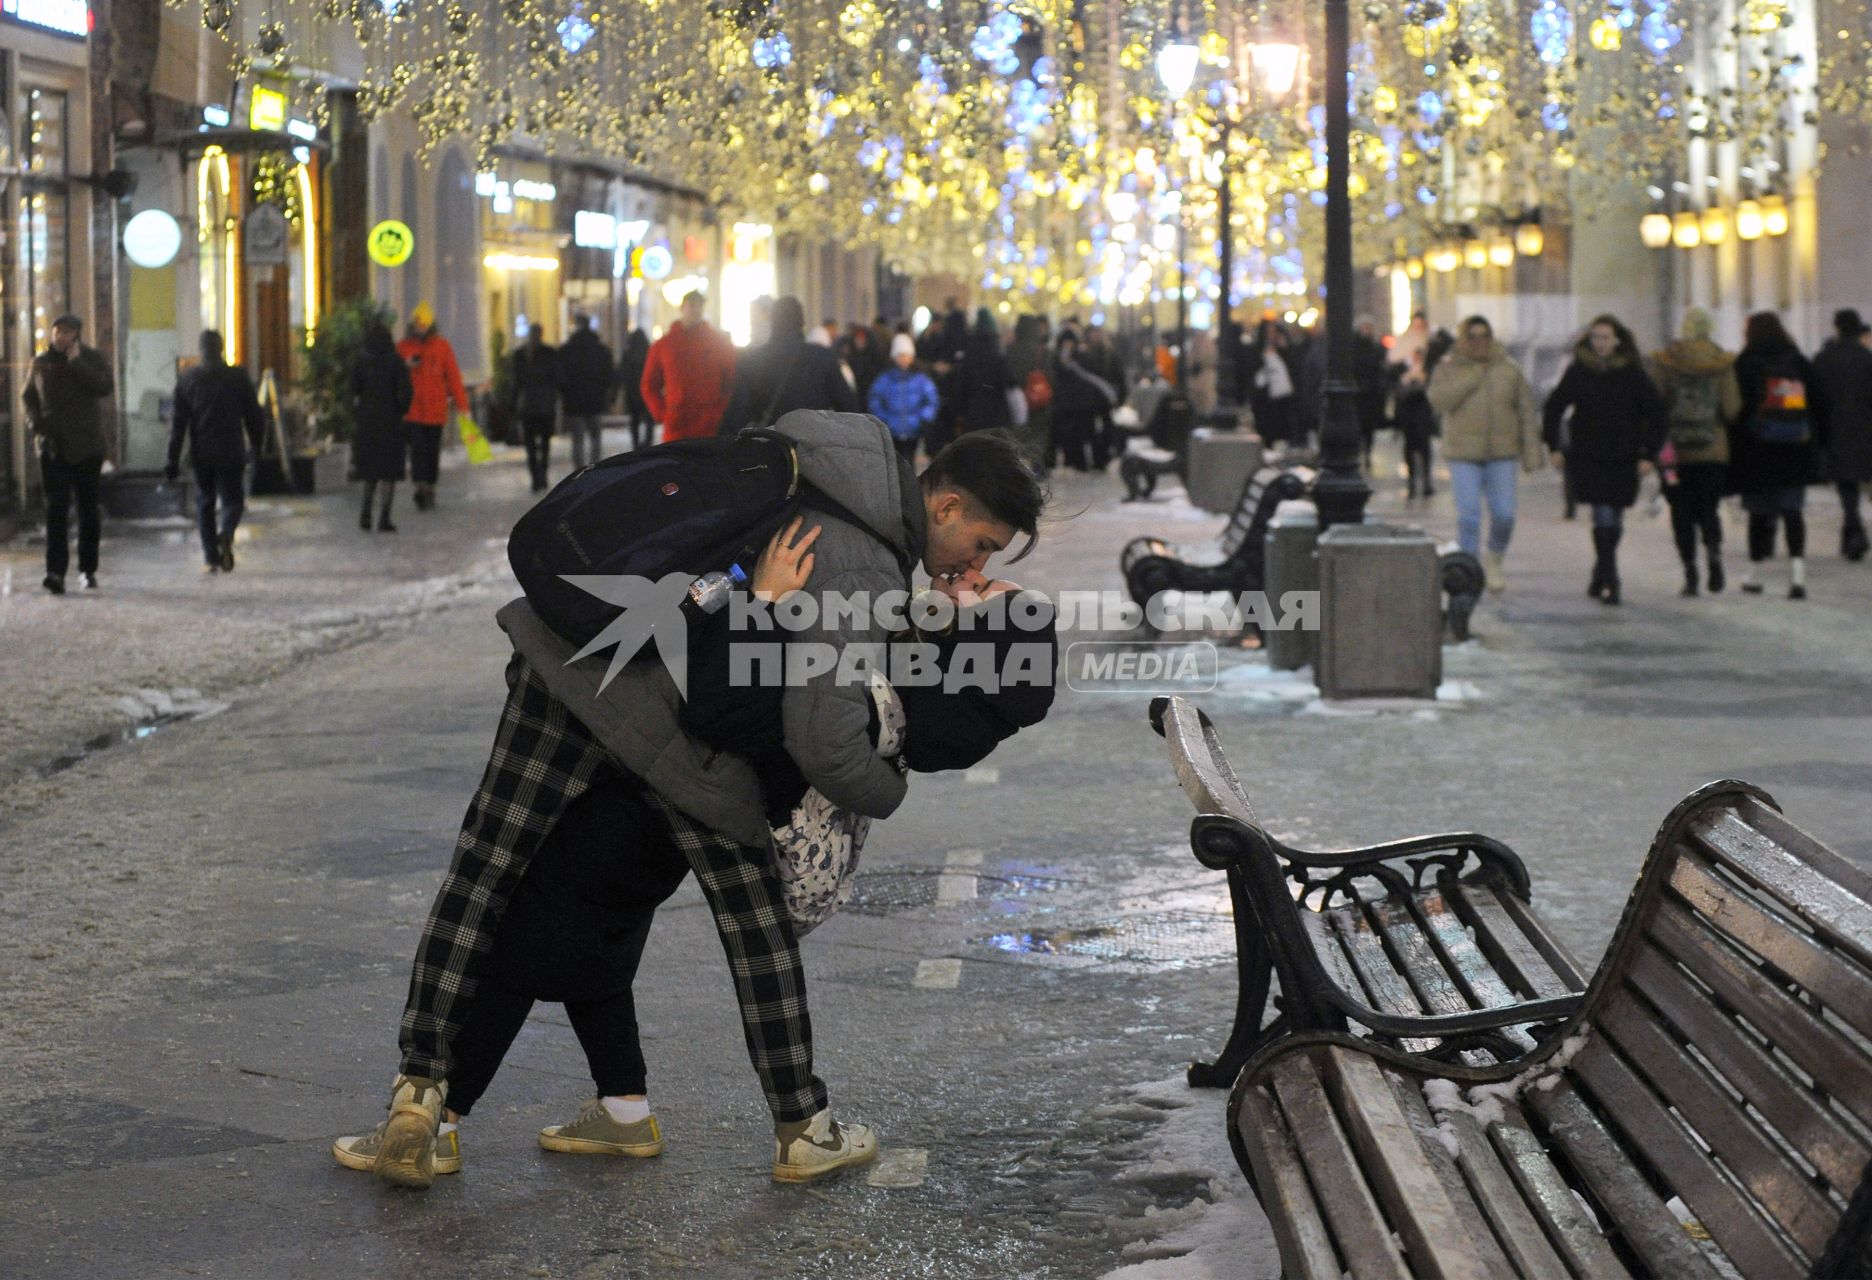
[1650,898,1872,1131]
[1483,887,1593,991]
[1484,1115,1633,1279]
[1668,852,1872,1038]
[1267,1055,1414,1279]
[1628,942,1871,1192]
[1322,906,1439,1053]
[1369,897,1478,1019]
[1444,880,1583,1000]
[1524,1084,1724,1279]
[1411,888,1538,1015]
[1390,1077,1577,1280]
[1596,993,1838,1257]
[1571,1035,1807,1279]
[1739,797,1872,911]
[1236,1083,1347,1280]
[1692,808,1872,970]
[1322,1048,1504,1280]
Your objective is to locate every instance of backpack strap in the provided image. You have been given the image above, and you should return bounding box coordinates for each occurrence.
[798,481,918,582]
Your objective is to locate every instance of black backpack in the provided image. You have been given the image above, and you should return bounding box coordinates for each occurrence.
[508,427,911,648]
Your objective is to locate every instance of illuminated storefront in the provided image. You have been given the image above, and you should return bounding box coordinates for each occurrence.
[476,158,562,344]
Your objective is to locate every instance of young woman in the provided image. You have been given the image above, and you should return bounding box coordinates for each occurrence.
[1427,316,1543,591]
[1646,308,1742,596]
[1543,316,1668,605]
[1733,312,1820,599]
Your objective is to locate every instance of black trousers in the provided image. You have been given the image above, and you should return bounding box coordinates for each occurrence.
[192,463,246,565]
[1053,409,1100,470]
[1665,463,1726,564]
[41,455,103,577]
[443,771,692,1116]
[407,421,445,486]
[522,417,554,490]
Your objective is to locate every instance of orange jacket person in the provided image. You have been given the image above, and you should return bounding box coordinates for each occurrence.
[640,291,736,442]
[398,303,471,511]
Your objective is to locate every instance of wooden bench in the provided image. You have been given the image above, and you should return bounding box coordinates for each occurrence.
[1151,696,1589,1087]
[1221,781,1872,1279]
[1121,467,1316,634]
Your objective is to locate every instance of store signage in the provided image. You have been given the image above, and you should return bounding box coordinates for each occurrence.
[202,104,231,128]
[574,211,616,249]
[637,243,673,280]
[1,0,90,38]
[473,172,556,213]
[249,85,288,134]
[368,220,414,267]
[245,204,290,268]
[286,118,318,142]
[123,210,183,269]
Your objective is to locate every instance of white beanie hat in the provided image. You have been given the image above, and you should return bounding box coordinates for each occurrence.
[890,333,916,361]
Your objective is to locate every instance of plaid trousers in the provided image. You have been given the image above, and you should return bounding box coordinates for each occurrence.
[397,655,828,1122]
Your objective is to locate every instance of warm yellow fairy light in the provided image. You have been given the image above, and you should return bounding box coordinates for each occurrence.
[1513,224,1544,257]
[1488,236,1515,267]
[1406,256,1424,279]
[1735,200,1765,240]
[1639,213,1673,248]
[1699,207,1729,245]
[1463,238,1488,269]
[1761,194,1789,235]
[1672,211,1701,248]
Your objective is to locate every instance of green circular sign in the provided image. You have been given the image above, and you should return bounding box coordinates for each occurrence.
[368,219,414,267]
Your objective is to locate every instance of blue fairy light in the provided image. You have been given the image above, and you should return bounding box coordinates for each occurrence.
[1542,102,1570,131]
[1531,1,1570,66]
[752,32,792,68]
[1416,90,1444,124]
[1640,10,1681,55]
[557,7,594,53]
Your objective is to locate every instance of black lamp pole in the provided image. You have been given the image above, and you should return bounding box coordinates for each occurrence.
[1217,115,1237,407]
[1312,0,1371,528]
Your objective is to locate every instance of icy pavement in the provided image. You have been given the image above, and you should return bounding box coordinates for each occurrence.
[2,437,1869,1277]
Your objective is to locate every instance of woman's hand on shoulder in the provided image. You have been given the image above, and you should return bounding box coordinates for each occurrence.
[753,518,821,601]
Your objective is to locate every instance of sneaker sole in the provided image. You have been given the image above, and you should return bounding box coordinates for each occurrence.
[537,1131,664,1158]
[771,1143,880,1184]
[332,1139,460,1176]
[372,1112,438,1189]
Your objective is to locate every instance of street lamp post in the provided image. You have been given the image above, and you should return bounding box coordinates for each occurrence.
[1312,0,1371,528]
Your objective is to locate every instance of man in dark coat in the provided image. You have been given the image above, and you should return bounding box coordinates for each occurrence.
[557,315,615,469]
[1810,308,1872,562]
[718,296,857,434]
[509,324,561,492]
[166,329,266,573]
[352,320,415,532]
[616,326,652,450]
[24,313,114,594]
[1353,317,1390,469]
[954,308,1014,435]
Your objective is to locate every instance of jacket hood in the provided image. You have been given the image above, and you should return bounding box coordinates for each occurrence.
[1652,337,1736,375]
[1572,343,1634,372]
[769,409,925,563]
[1449,338,1508,366]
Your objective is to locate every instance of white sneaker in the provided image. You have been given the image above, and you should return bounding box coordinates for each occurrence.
[772,1108,879,1183]
[1483,551,1507,593]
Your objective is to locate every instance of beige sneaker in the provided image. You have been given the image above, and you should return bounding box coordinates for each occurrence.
[1483,551,1507,593]
[538,1099,665,1157]
[333,1121,462,1176]
[772,1108,878,1183]
[358,1074,448,1189]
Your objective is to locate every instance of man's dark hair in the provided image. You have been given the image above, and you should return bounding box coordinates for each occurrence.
[1462,315,1493,337]
[681,290,705,308]
[920,431,1046,562]
[200,329,225,359]
[772,296,806,338]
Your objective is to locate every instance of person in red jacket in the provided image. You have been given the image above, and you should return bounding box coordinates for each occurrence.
[640,291,735,442]
[397,302,471,511]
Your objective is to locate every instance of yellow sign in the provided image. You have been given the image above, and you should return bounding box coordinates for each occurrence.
[368,220,414,268]
[249,85,288,134]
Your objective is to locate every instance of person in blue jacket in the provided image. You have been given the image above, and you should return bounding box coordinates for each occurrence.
[867,333,940,461]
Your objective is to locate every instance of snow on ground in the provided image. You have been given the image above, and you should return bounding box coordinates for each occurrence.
[1098,1075,1282,1279]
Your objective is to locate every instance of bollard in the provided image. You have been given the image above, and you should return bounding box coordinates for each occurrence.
[1263,501,1320,671]
[1315,523,1442,700]
[1186,429,1266,514]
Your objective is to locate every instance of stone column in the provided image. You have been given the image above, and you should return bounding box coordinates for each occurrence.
[324,89,369,305]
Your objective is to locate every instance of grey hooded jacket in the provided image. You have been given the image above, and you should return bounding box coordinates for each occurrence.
[498,409,926,848]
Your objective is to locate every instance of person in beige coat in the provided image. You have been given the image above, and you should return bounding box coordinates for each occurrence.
[1427,315,1544,590]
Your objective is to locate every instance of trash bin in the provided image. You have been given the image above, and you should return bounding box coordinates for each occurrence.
[1186,429,1265,514]
[1315,523,1442,700]
[1263,500,1320,672]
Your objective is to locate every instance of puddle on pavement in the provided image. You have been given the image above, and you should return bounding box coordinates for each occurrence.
[39,714,189,777]
[845,867,1068,916]
[972,909,1237,970]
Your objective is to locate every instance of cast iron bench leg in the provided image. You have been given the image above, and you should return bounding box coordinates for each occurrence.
[1189,864,1278,1087]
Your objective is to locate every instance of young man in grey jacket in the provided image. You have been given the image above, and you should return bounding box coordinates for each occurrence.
[336,417,1044,1188]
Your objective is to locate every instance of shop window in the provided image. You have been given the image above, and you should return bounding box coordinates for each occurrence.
[20,90,70,352]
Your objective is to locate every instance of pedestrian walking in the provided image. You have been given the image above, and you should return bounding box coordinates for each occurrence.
[1052,327,1119,471]
[1646,308,1743,596]
[1427,315,1543,591]
[1247,319,1297,449]
[330,423,1044,1191]
[640,291,737,444]
[1390,313,1447,499]
[352,319,415,532]
[396,303,471,512]
[616,324,653,450]
[558,314,616,468]
[1542,315,1668,606]
[24,313,113,594]
[844,324,888,404]
[1809,308,1872,563]
[954,308,1016,436]
[1005,314,1053,473]
[509,324,560,493]
[1733,311,1821,599]
[867,333,939,462]
[921,304,970,457]
[1353,316,1389,470]
[719,296,858,433]
[165,329,265,574]
[1081,324,1128,470]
